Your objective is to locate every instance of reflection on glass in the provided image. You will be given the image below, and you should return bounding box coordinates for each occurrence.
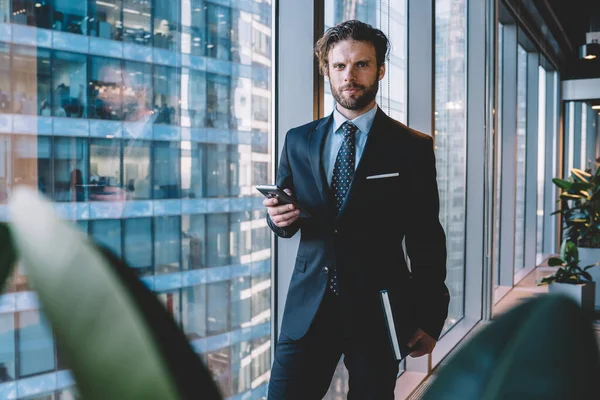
[12,46,51,116]
[123,60,152,121]
[154,216,181,275]
[53,51,87,118]
[251,273,270,325]
[53,0,87,34]
[537,66,546,257]
[206,73,230,129]
[0,44,10,113]
[11,0,53,29]
[182,284,207,339]
[91,219,122,257]
[153,65,180,125]
[231,340,251,396]
[153,141,180,199]
[157,290,182,325]
[181,69,206,128]
[88,0,123,40]
[181,0,206,56]
[123,140,151,199]
[17,311,55,377]
[154,0,179,51]
[0,313,15,382]
[89,56,123,120]
[206,144,230,198]
[514,45,527,273]
[90,138,121,189]
[124,217,153,276]
[181,141,205,199]
[122,0,152,46]
[206,3,231,60]
[230,276,251,330]
[206,346,232,398]
[493,23,504,289]
[11,135,52,196]
[207,281,230,335]
[54,137,89,202]
[182,214,206,270]
[435,0,467,332]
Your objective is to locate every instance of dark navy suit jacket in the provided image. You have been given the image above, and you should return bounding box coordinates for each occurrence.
[268,107,449,349]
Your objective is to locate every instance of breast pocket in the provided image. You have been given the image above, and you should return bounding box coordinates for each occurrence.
[294,256,307,273]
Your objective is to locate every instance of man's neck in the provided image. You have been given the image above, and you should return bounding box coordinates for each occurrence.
[335,101,377,120]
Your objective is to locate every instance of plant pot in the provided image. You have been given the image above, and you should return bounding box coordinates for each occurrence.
[548,281,596,312]
[577,247,600,310]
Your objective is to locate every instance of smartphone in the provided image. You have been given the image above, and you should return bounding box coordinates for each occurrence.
[256,184,312,218]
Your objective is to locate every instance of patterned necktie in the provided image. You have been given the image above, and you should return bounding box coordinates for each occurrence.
[328,121,358,295]
[331,121,358,211]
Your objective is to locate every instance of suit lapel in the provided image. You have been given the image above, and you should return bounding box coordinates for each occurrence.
[308,114,333,207]
[336,107,388,220]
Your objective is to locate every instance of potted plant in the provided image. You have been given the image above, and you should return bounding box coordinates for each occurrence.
[549,162,600,309]
[538,239,597,311]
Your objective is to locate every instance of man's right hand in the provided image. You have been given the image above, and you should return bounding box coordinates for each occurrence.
[264,188,301,228]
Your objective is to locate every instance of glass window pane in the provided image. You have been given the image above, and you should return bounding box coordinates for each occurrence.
[53,51,87,118]
[54,137,89,202]
[123,140,151,200]
[181,0,206,56]
[0,44,11,113]
[153,65,180,126]
[157,290,182,325]
[230,276,251,330]
[123,61,153,121]
[515,45,528,272]
[154,216,181,275]
[537,66,546,257]
[182,284,207,339]
[88,0,122,41]
[181,141,205,199]
[17,310,55,377]
[124,218,153,276]
[90,219,122,257]
[206,144,230,198]
[207,281,230,335]
[206,73,230,129]
[122,0,152,46]
[11,135,52,196]
[0,313,15,382]
[181,69,206,128]
[182,214,206,270]
[89,56,123,120]
[435,0,467,332]
[231,340,251,396]
[206,4,231,61]
[154,0,179,51]
[207,214,231,267]
[251,273,270,326]
[53,0,87,34]
[12,46,51,116]
[90,138,121,189]
[11,0,52,29]
[153,141,180,199]
[206,346,232,398]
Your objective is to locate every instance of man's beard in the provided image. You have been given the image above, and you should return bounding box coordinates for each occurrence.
[330,74,379,111]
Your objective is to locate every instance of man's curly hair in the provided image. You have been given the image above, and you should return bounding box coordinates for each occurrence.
[314,20,390,76]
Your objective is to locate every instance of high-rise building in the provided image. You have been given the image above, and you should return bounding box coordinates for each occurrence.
[0,1,273,399]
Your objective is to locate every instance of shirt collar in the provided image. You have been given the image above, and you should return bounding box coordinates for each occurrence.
[333,103,378,136]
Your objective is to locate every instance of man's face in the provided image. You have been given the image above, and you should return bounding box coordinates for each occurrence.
[325,40,385,112]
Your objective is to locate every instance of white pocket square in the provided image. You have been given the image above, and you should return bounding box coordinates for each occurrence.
[366,173,400,180]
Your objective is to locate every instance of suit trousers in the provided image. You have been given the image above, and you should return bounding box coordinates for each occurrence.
[268,291,400,400]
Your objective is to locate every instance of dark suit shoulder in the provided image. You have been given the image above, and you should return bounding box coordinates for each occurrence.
[382,115,433,152]
[286,117,327,138]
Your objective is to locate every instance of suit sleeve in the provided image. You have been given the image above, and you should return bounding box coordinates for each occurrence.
[405,136,450,340]
[266,131,301,238]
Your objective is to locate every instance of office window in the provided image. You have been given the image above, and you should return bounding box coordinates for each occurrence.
[53,51,87,118]
[230,212,252,264]
[231,340,252,396]
[11,0,52,29]
[182,284,207,339]
[182,214,207,270]
[206,144,230,198]
[537,66,546,257]
[123,140,151,200]
[123,218,153,276]
[12,46,51,116]
[207,214,231,267]
[251,336,270,391]
[0,2,9,24]
[206,73,230,129]
[0,313,15,382]
[88,0,122,40]
[11,135,52,195]
[0,44,11,113]
[90,138,121,188]
[17,311,55,378]
[90,219,122,257]
[53,0,87,34]
[89,56,123,120]
[157,290,182,325]
[514,45,527,272]
[154,0,179,51]
[493,23,504,289]
[206,3,231,61]
[154,216,181,275]
[123,61,153,121]
[122,0,152,46]
[54,137,89,202]
[181,69,206,128]
[252,273,271,326]
[207,280,230,335]
[181,0,206,56]
[206,346,232,398]
[230,276,251,330]
[181,141,205,199]
[435,0,467,332]
[153,141,180,199]
[153,65,180,126]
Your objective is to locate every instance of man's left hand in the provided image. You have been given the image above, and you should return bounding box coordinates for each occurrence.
[407,329,437,358]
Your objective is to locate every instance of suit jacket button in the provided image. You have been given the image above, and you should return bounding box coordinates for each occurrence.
[322,266,329,274]
[333,229,338,234]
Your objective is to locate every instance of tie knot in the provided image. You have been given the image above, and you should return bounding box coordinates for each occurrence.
[341,121,358,139]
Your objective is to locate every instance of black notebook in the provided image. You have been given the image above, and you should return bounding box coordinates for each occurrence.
[380,290,412,361]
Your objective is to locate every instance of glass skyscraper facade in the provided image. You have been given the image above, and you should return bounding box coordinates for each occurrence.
[0,0,273,399]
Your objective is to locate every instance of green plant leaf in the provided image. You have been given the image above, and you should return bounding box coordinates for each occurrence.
[570,182,594,192]
[561,193,584,200]
[0,223,17,293]
[584,263,599,271]
[582,271,593,281]
[572,168,591,182]
[547,257,565,266]
[552,178,572,190]
[8,188,221,400]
